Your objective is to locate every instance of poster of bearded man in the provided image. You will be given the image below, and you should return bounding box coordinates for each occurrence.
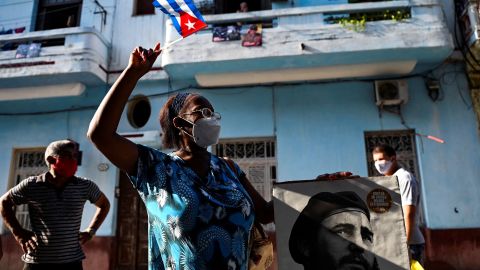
[273,176,410,270]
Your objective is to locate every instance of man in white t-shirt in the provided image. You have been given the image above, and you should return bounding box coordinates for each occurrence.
[372,144,425,264]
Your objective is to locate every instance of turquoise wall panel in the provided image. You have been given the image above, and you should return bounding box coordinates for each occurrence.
[1,68,479,231]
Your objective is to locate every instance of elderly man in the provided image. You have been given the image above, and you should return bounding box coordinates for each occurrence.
[0,139,110,270]
[289,191,380,270]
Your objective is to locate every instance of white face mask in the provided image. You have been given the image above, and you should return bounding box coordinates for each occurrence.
[183,117,221,148]
[375,160,392,175]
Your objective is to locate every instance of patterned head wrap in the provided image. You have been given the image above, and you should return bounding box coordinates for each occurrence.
[169,92,191,118]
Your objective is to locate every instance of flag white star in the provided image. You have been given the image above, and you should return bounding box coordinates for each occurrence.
[185,20,196,30]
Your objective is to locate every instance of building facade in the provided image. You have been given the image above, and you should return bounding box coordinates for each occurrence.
[0,0,479,269]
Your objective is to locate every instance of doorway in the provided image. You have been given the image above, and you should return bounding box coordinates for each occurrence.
[115,172,148,270]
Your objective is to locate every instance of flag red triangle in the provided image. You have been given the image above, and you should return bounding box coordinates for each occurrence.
[179,11,207,38]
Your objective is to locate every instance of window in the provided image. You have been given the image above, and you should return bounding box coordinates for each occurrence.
[133,0,155,16]
[213,137,277,201]
[364,129,421,181]
[5,148,48,232]
[35,0,82,31]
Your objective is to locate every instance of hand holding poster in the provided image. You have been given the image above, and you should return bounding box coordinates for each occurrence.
[273,177,410,270]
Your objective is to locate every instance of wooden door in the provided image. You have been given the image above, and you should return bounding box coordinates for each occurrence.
[116,172,148,270]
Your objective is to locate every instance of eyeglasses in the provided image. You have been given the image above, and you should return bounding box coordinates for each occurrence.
[182,108,221,119]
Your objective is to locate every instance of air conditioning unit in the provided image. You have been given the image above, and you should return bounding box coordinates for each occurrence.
[375,80,408,106]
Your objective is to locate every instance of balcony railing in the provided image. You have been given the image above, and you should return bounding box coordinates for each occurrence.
[0,27,110,85]
[162,0,453,86]
[202,0,411,25]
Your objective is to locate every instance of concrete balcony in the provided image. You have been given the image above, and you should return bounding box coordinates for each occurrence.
[0,27,110,88]
[162,0,453,87]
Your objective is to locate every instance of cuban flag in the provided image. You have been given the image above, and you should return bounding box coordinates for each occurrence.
[153,0,207,38]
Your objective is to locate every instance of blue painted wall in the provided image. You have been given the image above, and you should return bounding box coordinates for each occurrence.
[1,63,479,233]
[0,0,35,32]
[1,0,478,234]
[165,63,480,229]
[272,66,480,229]
[0,86,117,236]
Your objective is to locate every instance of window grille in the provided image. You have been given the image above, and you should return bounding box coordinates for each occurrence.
[7,148,48,232]
[213,137,277,201]
[364,129,421,181]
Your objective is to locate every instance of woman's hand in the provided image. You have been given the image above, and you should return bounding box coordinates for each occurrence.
[128,42,162,77]
[316,171,360,181]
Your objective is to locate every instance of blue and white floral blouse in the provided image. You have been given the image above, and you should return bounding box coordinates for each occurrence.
[129,144,255,270]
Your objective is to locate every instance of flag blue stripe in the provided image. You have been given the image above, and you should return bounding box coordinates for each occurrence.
[166,0,183,14]
[153,0,183,36]
[182,0,205,22]
[165,0,186,37]
[155,2,171,16]
[169,14,183,36]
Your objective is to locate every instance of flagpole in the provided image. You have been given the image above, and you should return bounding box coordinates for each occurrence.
[163,37,184,50]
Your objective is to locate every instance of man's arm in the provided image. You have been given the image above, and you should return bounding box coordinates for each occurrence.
[0,193,37,253]
[79,193,110,244]
[403,204,416,242]
[398,171,419,244]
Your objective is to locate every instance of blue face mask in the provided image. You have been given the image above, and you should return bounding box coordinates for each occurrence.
[374,160,392,175]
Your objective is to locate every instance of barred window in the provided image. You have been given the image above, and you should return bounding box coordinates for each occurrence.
[6,148,48,232]
[213,137,276,201]
[364,129,421,181]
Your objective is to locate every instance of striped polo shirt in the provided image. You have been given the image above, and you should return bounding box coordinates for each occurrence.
[9,173,101,264]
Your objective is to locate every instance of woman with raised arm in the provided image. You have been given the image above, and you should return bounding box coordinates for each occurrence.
[87,43,273,270]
